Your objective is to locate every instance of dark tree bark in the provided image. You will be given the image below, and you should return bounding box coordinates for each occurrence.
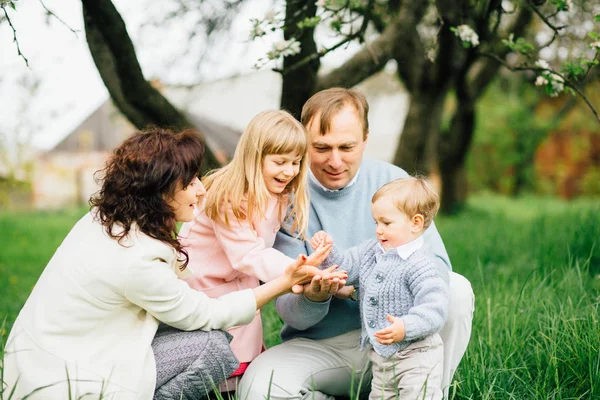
[314,24,396,91]
[438,95,475,213]
[393,90,448,175]
[81,0,220,173]
[392,1,463,177]
[280,0,320,119]
[436,4,533,211]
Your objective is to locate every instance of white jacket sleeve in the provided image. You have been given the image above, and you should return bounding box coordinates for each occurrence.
[124,252,256,331]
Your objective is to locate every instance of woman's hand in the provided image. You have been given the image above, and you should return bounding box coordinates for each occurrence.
[285,247,347,288]
[252,252,346,309]
[304,242,332,266]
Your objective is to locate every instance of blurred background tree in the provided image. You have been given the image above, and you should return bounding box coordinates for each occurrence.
[1,0,599,209]
[259,0,600,212]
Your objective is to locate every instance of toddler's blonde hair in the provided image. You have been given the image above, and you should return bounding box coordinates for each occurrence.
[203,110,309,237]
[372,176,440,229]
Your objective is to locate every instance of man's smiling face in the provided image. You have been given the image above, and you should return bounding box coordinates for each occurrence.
[307,104,368,190]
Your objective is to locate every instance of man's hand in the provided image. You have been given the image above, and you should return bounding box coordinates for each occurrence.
[373,314,405,345]
[291,261,347,295]
[310,231,333,251]
[298,265,347,302]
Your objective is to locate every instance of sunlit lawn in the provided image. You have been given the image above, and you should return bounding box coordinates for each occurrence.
[1,195,599,399]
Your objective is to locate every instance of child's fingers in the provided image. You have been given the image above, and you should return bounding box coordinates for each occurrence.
[375,328,392,336]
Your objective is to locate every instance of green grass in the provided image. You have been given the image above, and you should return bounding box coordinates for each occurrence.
[1,196,599,399]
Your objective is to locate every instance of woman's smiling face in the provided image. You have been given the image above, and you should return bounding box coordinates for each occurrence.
[167,177,206,222]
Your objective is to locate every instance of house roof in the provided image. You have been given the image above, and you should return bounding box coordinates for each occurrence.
[48,98,243,158]
[47,68,409,162]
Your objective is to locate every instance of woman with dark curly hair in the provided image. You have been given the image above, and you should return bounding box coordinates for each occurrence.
[2,128,336,400]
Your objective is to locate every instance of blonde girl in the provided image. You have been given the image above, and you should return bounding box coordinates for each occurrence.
[179,110,313,383]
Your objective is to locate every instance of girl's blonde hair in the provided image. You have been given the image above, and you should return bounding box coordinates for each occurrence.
[203,110,309,238]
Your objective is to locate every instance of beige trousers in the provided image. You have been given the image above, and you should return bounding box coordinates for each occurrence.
[237,272,474,399]
[369,334,443,400]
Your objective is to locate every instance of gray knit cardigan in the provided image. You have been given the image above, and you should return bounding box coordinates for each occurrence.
[325,239,449,358]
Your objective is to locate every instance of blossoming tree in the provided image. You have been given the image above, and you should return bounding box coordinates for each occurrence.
[251,0,599,211]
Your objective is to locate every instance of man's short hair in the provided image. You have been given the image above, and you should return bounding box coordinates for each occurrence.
[301,88,369,139]
[372,176,440,229]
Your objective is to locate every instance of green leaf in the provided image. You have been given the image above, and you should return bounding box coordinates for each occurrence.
[594,14,600,22]
[10,1,16,10]
[330,19,342,33]
[588,32,599,40]
[582,59,599,67]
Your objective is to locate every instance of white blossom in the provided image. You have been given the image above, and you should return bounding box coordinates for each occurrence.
[590,41,600,50]
[565,0,574,10]
[281,39,301,57]
[249,22,265,39]
[535,59,550,70]
[534,69,564,97]
[267,39,302,60]
[550,73,564,83]
[264,10,278,24]
[316,0,327,7]
[535,76,548,86]
[501,0,515,13]
[454,25,480,47]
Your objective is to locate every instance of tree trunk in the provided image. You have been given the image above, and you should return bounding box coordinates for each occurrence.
[393,91,448,175]
[81,0,220,173]
[438,97,475,213]
[280,0,320,119]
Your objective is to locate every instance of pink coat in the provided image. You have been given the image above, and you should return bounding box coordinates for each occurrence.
[179,195,294,363]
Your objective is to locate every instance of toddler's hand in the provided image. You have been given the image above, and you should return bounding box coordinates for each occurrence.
[374,314,405,345]
[310,231,333,251]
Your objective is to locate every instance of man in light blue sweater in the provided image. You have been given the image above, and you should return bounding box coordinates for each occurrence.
[238,88,474,399]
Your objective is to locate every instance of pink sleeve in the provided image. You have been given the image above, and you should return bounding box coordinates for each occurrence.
[213,205,296,282]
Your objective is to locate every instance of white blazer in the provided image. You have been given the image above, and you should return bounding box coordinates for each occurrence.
[3,212,256,399]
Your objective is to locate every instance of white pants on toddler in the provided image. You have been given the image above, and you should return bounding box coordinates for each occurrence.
[369,333,443,400]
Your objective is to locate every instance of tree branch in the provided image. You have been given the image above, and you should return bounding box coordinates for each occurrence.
[315,30,395,90]
[478,51,600,122]
[390,0,430,91]
[2,6,28,67]
[81,0,220,171]
[38,0,78,35]
[276,0,374,76]
[468,3,533,99]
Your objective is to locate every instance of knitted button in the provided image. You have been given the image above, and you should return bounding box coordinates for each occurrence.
[375,273,384,283]
[368,320,376,328]
[369,296,378,306]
